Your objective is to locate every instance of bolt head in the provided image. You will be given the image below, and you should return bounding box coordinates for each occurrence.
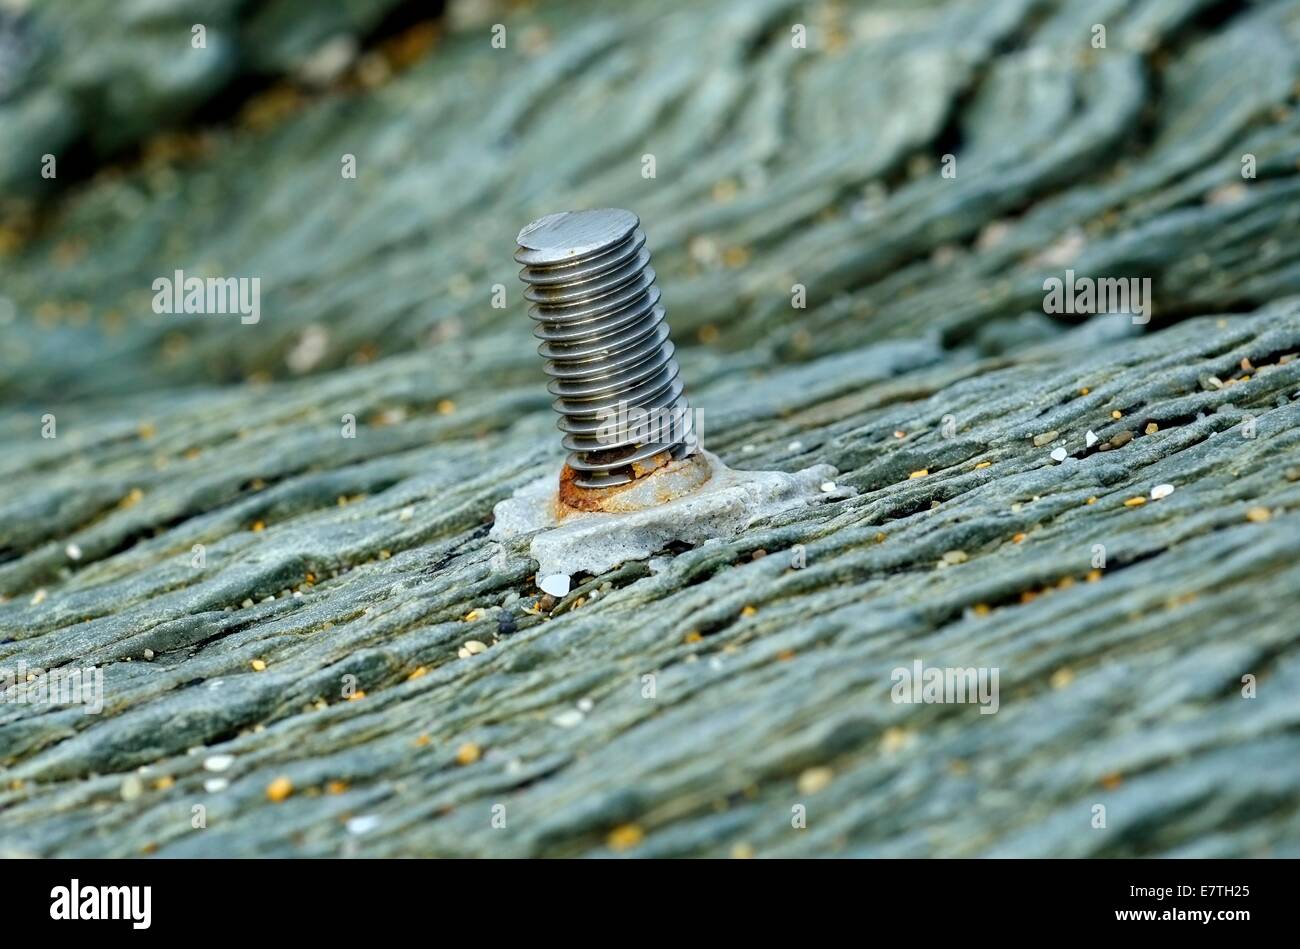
[515,208,639,266]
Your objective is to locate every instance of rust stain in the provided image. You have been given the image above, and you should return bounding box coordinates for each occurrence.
[555,452,673,514]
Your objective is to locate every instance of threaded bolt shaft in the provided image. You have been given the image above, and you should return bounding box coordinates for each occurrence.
[515,208,697,489]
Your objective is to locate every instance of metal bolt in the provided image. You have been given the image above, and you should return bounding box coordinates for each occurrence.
[515,208,698,489]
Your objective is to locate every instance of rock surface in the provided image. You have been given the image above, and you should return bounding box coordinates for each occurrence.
[1,0,1299,857]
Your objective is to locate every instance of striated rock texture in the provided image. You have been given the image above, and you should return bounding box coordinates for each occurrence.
[1,0,1299,857]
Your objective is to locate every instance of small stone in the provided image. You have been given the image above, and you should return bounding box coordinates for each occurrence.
[203,754,235,772]
[820,480,836,493]
[65,543,82,561]
[462,640,487,655]
[577,697,594,713]
[398,506,414,521]
[120,775,144,802]
[266,776,294,803]
[143,648,155,660]
[250,659,267,672]
[552,709,584,728]
[1245,506,1271,523]
[1144,422,1159,435]
[1110,430,1133,448]
[538,594,556,612]
[1032,430,1058,447]
[742,443,756,453]
[497,613,517,635]
[787,440,803,452]
[1151,483,1175,500]
[797,766,834,795]
[346,814,381,835]
[455,742,481,765]
[1085,430,1098,448]
[606,824,644,851]
[881,727,912,753]
[1049,447,1068,462]
[203,778,228,793]
[539,573,571,597]
[241,598,254,609]
[941,550,968,565]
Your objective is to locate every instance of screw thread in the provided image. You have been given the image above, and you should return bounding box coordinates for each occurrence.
[515,209,697,488]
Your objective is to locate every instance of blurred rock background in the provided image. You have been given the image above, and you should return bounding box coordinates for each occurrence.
[0,0,1298,857]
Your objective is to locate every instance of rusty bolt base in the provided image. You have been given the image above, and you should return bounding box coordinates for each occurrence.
[557,450,713,516]
[489,449,850,581]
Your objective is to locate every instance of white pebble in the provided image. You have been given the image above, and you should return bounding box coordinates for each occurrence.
[539,573,571,597]
[458,640,488,659]
[1151,483,1175,500]
[203,778,228,793]
[742,444,756,453]
[397,506,414,522]
[577,698,594,713]
[553,709,584,728]
[203,754,235,772]
[65,543,82,561]
[1050,447,1068,462]
[820,481,837,493]
[346,815,381,835]
[120,775,144,802]
[1085,430,1098,448]
[787,441,803,452]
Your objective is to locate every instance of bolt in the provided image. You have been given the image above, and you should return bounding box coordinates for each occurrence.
[515,208,698,489]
